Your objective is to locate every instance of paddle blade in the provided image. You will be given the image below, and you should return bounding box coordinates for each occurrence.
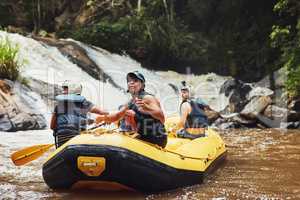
[11,144,54,166]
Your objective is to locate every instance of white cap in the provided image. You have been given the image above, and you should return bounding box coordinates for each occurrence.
[61,80,82,95]
[69,83,82,95]
[62,80,70,88]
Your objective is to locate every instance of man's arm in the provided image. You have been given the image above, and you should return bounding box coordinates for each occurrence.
[96,104,128,124]
[50,113,56,130]
[90,106,109,115]
[177,102,191,129]
[135,95,165,123]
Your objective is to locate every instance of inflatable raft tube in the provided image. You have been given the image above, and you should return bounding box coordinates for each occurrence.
[42,128,226,193]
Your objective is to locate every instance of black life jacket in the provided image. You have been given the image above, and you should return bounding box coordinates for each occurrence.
[128,91,166,137]
[54,94,89,132]
[180,98,208,128]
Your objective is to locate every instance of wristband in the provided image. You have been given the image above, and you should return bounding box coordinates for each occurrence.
[127,101,134,108]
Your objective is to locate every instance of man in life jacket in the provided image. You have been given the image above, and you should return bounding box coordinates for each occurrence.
[176,81,209,139]
[50,81,108,148]
[96,71,167,148]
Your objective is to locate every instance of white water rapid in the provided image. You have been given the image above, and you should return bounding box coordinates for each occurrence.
[0,30,231,199]
[0,30,229,116]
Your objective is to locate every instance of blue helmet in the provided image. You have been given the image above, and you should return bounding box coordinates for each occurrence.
[127,71,145,83]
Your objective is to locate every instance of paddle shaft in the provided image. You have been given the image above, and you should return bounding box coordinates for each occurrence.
[11,123,111,166]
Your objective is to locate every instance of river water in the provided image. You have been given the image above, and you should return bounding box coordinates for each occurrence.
[1,128,299,200]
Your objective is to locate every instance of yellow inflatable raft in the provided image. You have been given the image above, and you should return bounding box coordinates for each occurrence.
[42,119,226,193]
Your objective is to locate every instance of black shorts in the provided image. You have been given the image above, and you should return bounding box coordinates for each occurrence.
[140,134,168,148]
[54,128,80,148]
[176,129,206,139]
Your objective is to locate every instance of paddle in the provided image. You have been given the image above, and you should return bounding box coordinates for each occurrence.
[11,123,108,166]
[11,144,55,166]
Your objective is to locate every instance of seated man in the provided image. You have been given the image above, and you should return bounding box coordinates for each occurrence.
[50,81,108,148]
[176,81,209,139]
[96,71,167,148]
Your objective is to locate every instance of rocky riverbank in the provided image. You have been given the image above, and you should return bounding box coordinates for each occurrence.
[208,78,300,129]
[0,32,299,131]
[0,80,47,131]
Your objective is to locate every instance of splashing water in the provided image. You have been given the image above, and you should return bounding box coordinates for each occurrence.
[1,31,300,200]
[0,31,127,113]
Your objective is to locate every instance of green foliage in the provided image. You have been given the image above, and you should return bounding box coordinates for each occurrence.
[59,1,210,72]
[60,19,131,53]
[284,50,300,97]
[274,0,288,12]
[271,0,300,98]
[0,37,23,81]
[2,0,286,82]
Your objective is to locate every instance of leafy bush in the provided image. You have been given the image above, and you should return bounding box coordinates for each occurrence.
[58,0,279,80]
[59,3,209,72]
[0,36,23,81]
[271,0,300,98]
[285,54,300,97]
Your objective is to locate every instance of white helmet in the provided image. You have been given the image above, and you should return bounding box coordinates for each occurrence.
[180,81,195,97]
[61,80,82,95]
[62,80,69,88]
[69,83,82,95]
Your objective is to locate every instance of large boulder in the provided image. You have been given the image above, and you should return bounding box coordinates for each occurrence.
[264,105,300,122]
[219,79,253,113]
[0,114,13,131]
[247,87,274,100]
[289,99,300,112]
[280,122,300,129]
[0,80,47,132]
[212,112,257,129]
[240,96,272,119]
[205,109,220,125]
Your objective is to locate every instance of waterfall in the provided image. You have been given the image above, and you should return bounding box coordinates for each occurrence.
[0,31,230,117]
[0,31,127,113]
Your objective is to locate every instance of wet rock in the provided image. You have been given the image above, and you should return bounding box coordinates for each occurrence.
[212,114,252,129]
[211,117,227,127]
[10,113,36,130]
[32,36,124,92]
[0,114,13,131]
[0,80,47,132]
[263,105,287,119]
[218,122,242,129]
[28,78,61,100]
[27,78,61,108]
[289,99,300,112]
[247,87,274,100]
[0,80,12,94]
[240,96,272,119]
[264,105,300,122]
[231,114,257,127]
[280,122,300,129]
[12,113,47,131]
[220,79,253,98]
[256,114,281,128]
[219,79,252,113]
[32,114,47,129]
[273,90,289,108]
[205,110,220,124]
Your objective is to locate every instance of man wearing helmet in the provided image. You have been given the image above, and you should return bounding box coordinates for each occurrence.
[50,81,108,148]
[96,71,167,148]
[177,81,209,139]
